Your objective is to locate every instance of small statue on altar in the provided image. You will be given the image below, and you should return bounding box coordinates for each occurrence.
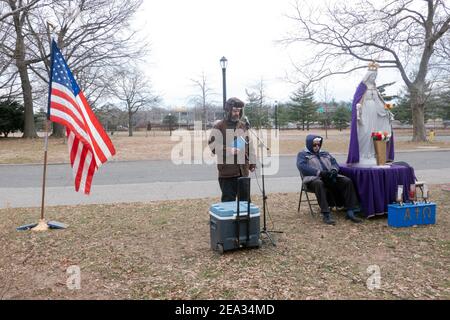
[347,62,395,166]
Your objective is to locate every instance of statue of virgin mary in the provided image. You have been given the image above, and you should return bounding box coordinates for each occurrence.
[347,62,395,166]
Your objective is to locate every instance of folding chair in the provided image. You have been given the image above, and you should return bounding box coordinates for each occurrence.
[297,174,338,216]
[297,175,320,216]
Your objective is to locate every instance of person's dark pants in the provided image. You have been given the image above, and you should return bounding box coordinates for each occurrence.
[306,176,358,213]
[219,177,250,202]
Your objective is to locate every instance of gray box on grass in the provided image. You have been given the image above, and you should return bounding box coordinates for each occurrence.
[209,201,261,253]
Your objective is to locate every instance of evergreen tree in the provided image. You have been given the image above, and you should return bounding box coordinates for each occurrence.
[163,114,178,126]
[393,89,413,125]
[316,100,338,129]
[435,82,450,121]
[393,86,441,125]
[425,93,442,124]
[275,103,291,128]
[423,79,450,124]
[289,85,317,130]
[0,100,25,137]
[245,89,270,129]
[332,106,351,131]
[34,108,48,132]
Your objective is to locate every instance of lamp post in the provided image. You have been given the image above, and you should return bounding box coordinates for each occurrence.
[220,56,228,111]
[274,100,278,131]
[168,112,172,136]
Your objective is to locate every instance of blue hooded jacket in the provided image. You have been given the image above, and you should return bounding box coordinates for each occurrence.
[296,134,340,183]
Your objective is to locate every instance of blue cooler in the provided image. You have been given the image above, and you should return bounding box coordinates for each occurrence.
[387,202,436,228]
[209,201,261,253]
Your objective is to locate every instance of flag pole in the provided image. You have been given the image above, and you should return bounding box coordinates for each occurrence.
[32,30,54,232]
[32,119,50,231]
[18,31,67,232]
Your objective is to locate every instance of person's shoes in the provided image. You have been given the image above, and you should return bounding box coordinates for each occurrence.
[322,212,336,225]
[346,210,363,223]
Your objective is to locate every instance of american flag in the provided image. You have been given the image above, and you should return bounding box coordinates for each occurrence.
[48,40,116,194]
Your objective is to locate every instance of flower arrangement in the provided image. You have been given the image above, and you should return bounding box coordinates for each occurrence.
[371,131,391,141]
[384,103,394,110]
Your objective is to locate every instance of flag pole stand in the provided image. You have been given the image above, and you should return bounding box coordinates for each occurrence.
[32,219,49,232]
[16,120,66,232]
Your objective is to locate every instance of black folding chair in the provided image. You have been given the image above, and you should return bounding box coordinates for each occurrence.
[297,174,320,216]
[297,172,341,216]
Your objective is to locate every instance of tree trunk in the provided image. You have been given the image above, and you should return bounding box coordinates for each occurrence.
[14,36,37,138]
[410,87,427,142]
[128,110,133,137]
[17,62,38,138]
[9,0,37,139]
[203,106,207,131]
[51,122,65,137]
[410,99,427,142]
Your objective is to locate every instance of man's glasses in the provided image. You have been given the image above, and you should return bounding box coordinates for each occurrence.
[313,143,321,147]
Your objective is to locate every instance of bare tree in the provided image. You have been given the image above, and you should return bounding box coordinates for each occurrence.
[190,72,216,130]
[245,78,271,129]
[283,0,450,141]
[108,67,159,137]
[0,0,44,137]
[0,0,39,22]
[0,0,148,138]
[31,0,148,137]
[319,81,332,139]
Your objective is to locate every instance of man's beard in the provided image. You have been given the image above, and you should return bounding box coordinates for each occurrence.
[230,115,240,122]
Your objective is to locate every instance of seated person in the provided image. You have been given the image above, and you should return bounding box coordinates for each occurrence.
[297,135,362,225]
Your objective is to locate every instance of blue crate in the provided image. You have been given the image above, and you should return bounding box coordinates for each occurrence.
[387,203,436,228]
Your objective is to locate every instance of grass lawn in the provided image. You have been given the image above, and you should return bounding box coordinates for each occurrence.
[1,185,448,299]
[1,129,449,164]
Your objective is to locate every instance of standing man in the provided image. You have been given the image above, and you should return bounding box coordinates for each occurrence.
[208,97,256,202]
[297,134,362,225]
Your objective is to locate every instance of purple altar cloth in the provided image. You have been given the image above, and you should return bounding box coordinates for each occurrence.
[339,164,416,218]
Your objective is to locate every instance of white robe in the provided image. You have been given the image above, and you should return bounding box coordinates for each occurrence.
[357,83,392,166]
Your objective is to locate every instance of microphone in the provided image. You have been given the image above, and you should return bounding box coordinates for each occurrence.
[243,116,251,129]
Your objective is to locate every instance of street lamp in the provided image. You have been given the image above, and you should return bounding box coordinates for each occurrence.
[220,56,228,111]
[168,112,172,136]
[274,100,278,131]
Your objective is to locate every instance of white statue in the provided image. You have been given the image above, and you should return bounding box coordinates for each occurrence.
[347,62,395,166]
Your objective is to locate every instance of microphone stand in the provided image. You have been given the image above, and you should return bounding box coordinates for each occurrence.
[246,123,282,246]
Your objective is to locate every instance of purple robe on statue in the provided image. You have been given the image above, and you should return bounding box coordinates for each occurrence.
[347,82,395,164]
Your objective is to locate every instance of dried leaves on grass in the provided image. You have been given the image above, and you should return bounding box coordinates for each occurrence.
[1,129,449,164]
[0,186,449,300]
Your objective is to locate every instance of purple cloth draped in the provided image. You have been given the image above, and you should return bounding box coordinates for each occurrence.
[347,82,396,163]
[387,131,395,162]
[347,82,367,164]
[339,164,416,218]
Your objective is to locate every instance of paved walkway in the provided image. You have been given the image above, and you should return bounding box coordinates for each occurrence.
[2,170,449,209]
[1,151,449,209]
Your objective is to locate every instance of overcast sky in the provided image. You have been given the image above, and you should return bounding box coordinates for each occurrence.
[135,0,404,109]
